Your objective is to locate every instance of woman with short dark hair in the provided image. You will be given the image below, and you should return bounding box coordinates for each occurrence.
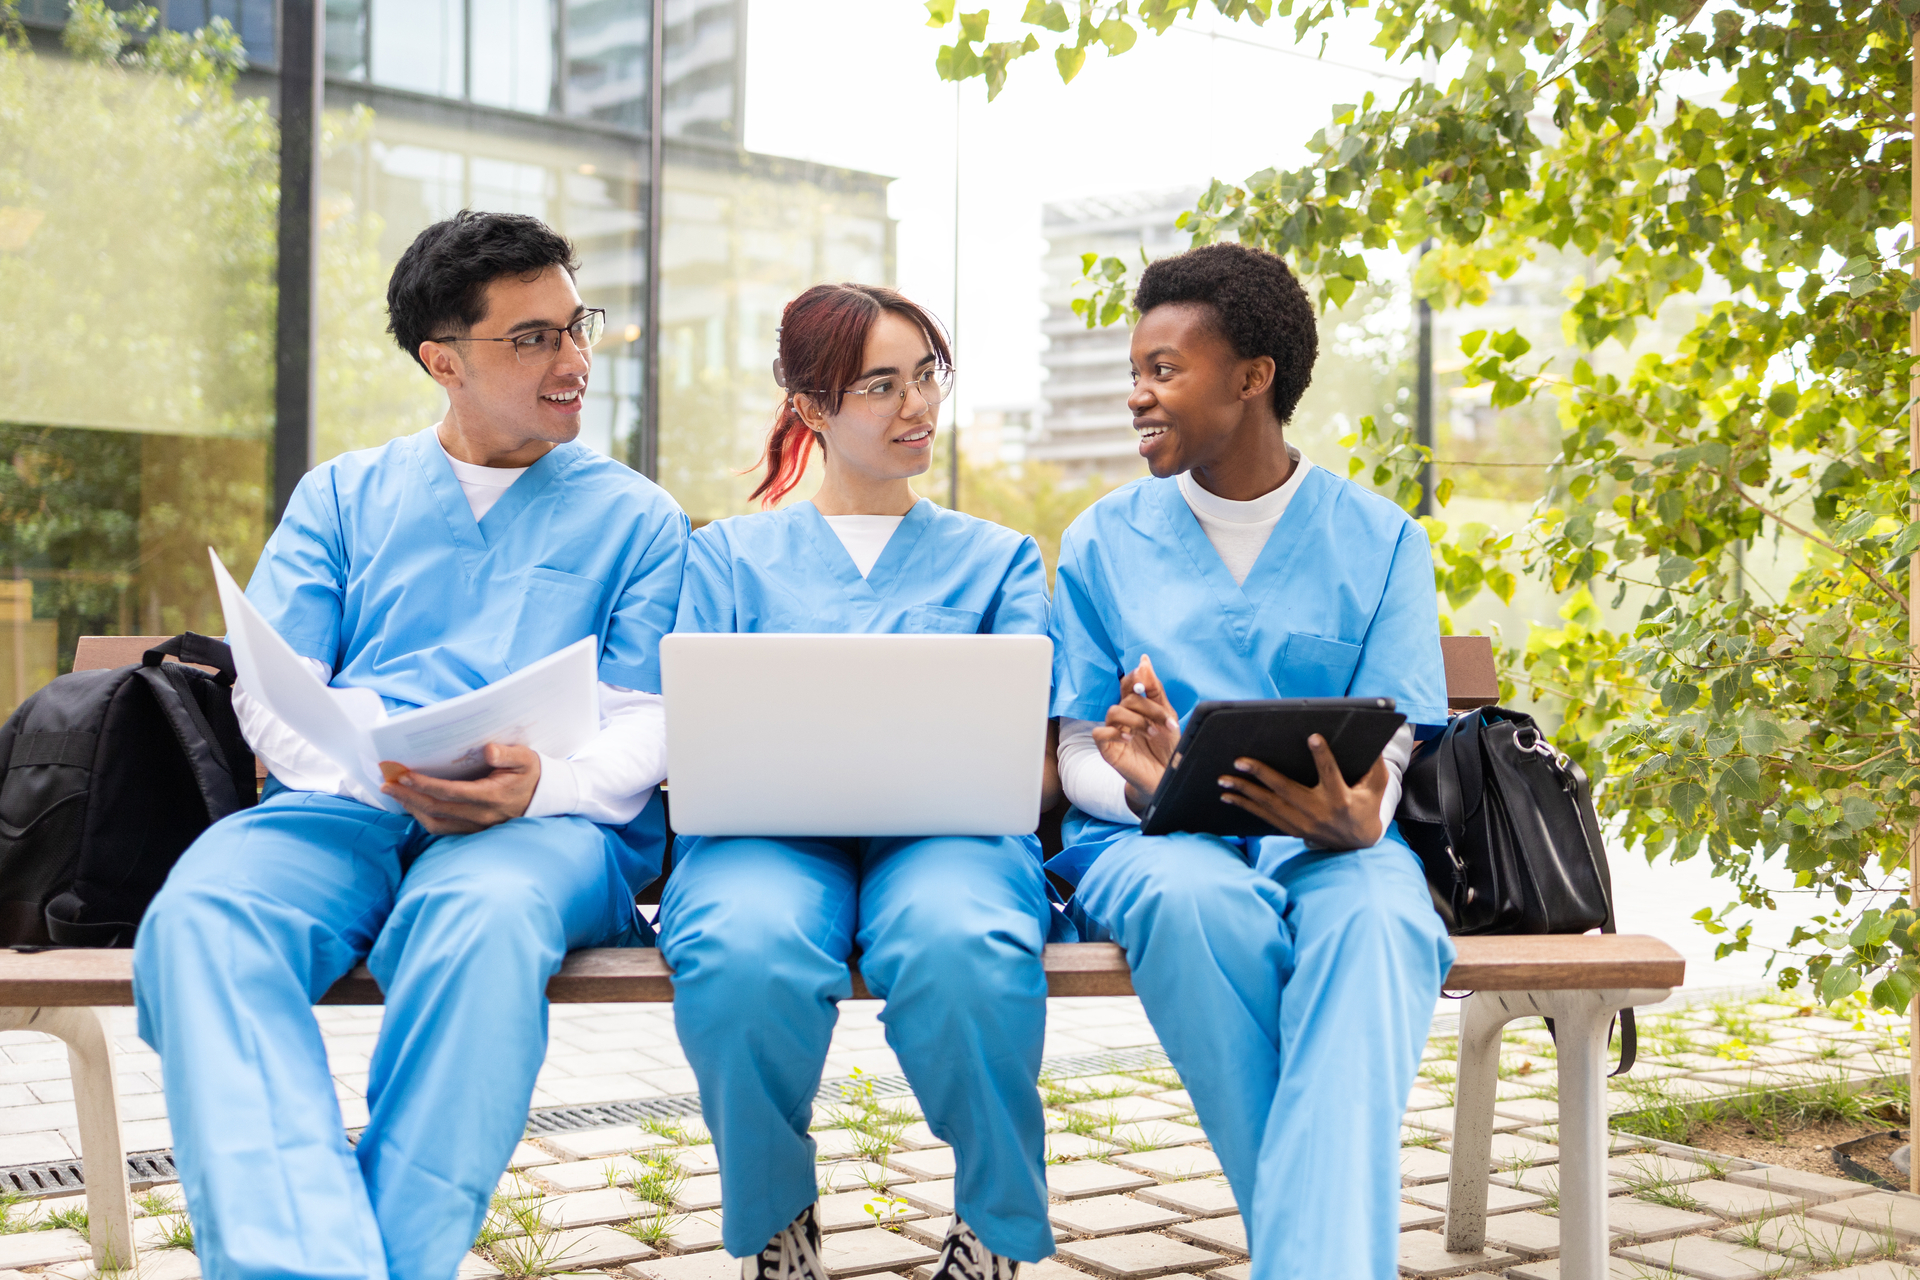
[659,283,1066,1280]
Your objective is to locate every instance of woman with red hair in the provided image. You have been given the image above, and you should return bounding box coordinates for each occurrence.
[658,284,1063,1280]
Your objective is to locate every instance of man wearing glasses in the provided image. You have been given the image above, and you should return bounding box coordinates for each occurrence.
[133,211,688,1280]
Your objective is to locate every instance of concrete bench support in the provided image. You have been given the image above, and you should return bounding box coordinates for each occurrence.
[0,1006,136,1271]
[1446,986,1673,1280]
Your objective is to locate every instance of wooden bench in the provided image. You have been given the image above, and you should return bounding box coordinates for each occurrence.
[0,634,1682,1280]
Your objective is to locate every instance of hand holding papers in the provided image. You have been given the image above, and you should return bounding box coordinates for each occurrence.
[209,549,600,813]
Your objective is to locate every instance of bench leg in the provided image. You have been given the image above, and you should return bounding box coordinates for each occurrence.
[0,1006,136,1271]
[1443,987,1672,1280]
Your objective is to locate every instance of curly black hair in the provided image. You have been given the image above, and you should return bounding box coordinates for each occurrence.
[1133,241,1317,423]
[387,210,581,372]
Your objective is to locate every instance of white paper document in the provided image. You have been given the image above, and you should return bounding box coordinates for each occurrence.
[209,549,600,809]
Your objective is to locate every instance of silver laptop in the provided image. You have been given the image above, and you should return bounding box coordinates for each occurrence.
[661,633,1053,837]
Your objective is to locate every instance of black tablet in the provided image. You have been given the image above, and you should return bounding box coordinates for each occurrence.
[1139,698,1406,838]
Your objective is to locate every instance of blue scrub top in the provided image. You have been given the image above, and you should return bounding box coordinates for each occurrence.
[1047,464,1446,884]
[247,426,690,873]
[675,497,1049,639]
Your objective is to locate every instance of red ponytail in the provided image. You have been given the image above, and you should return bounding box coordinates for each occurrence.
[750,283,953,508]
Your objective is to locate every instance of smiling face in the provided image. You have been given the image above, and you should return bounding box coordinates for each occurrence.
[419,264,591,464]
[1127,301,1279,480]
[800,310,940,485]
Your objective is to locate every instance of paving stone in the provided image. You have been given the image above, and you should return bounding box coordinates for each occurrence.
[1506,1256,1687,1278]
[1168,1214,1245,1256]
[540,1226,659,1269]
[1480,1209,1584,1257]
[1395,1229,1520,1277]
[135,1214,194,1250]
[650,1210,725,1253]
[1614,1234,1799,1280]
[819,1226,939,1277]
[1049,1194,1189,1238]
[671,1173,724,1212]
[535,1186,652,1230]
[535,1157,657,1194]
[457,1250,505,1280]
[901,1216,953,1248]
[1402,1146,1455,1184]
[509,1142,558,1170]
[1811,1191,1920,1241]
[813,1130,873,1162]
[1495,1098,1561,1126]
[1136,1178,1237,1218]
[1046,1161,1156,1200]
[896,1179,956,1214]
[1487,1134,1559,1167]
[888,1148,958,1180]
[625,1251,743,1280]
[1401,1201,1445,1231]
[1111,1148,1225,1180]
[0,1229,91,1268]
[1511,1130,1643,1155]
[1044,1133,1123,1161]
[1153,1090,1194,1109]
[497,1169,547,1201]
[1723,1214,1905,1265]
[895,1122,949,1150]
[1726,1165,1880,1205]
[1801,1261,1920,1279]
[674,1145,723,1176]
[1609,1153,1716,1188]
[1100,1121,1210,1149]
[542,1127,678,1162]
[819,1161,912,1193]
[44,1254,204,1280]
[1404,1108,1528,1138]
[817,1189,929,1233]
[1065,1096,1188,1125]
[1402,1180,1548,1215]
[1680,1179,1812,1222]
[1048,1074,1164,1099]
[1054,1233,1227,1279]
[1607,1198,1721,1242]
[1204,1266,1250,1280]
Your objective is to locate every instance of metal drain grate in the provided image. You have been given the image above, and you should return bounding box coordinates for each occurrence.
[0,1151,177,1198]
[0,1046,1173,1193]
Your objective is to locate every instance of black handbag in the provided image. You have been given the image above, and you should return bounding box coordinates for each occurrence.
[1396,706,1635,1073]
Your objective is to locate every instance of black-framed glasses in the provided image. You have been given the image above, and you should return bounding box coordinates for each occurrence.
[816,365,956,420]
[430,308,606,365]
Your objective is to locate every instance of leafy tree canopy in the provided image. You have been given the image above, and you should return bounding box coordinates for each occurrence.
[923,0,1920,1008]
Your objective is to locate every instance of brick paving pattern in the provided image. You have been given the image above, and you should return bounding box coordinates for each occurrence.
[0,993,1915,1278]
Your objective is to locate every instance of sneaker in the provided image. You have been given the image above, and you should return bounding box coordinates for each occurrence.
[744,1204,827,1280]
[930,1218,1018,1280]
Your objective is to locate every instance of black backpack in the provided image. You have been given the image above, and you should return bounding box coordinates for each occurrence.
[0,633,256,947]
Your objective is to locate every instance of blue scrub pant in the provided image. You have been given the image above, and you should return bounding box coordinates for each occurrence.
[658,835,1056,1262]
[1073,832,1453,1280]
[132,787,648,1280]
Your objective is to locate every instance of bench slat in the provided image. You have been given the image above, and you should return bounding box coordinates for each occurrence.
[0,935,1682,1007]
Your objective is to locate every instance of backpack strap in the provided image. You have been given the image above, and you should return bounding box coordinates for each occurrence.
[132,664,245,823]
[143,633,236,687]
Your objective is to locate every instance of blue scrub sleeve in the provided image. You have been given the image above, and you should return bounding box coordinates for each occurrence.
[1046,529,1125,722]
[1350,520,1449,730]
[246,467,347,667]
[982,536,1050,637]
[598,508,691,693]
[672,526,738,635]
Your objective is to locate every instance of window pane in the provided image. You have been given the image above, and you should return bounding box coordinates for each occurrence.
[563,0,648,130]
[0,29,272,714]
[656,154,893,520]
[326,0,369,79]
[662,0,740,141]
[318,102,646,464]
[371,0,464,98]
[471,0,554,113]
[163,0,278,66]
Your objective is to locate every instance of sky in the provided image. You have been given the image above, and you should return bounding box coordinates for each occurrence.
[740,1,1418,419]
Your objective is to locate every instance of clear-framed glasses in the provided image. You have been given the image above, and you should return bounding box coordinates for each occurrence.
[430,308,606,365]
[830,365,956,420]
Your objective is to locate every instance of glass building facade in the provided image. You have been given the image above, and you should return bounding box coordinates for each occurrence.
[0,0,895,714]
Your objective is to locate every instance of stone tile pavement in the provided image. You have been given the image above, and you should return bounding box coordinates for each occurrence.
[1,992,1918,1279]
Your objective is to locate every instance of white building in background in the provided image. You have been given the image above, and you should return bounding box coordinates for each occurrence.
[1031,189,1199,482]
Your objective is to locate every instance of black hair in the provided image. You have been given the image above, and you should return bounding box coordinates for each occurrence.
[386,210,581,372]
[1133,241,1317,423]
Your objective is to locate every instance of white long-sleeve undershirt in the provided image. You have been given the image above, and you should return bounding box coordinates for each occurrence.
[1057,449,1412,836]
[230,432,666,825]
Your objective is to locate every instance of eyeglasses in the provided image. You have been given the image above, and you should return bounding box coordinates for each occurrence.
[818,366,956,420]
[430,308,606,365]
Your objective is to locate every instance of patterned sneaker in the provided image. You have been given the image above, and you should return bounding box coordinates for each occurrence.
[930,1218,1018,1280]
[744,1204,827,1280]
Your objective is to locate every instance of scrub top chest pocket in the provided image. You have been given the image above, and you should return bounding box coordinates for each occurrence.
[508,567,608,670]
[1276,632,1364,696]
[901,603,984,634]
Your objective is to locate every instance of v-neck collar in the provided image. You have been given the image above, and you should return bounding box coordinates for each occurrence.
[1149,465,1335,654]
[410,428,575,576]
[800,498,934,600]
